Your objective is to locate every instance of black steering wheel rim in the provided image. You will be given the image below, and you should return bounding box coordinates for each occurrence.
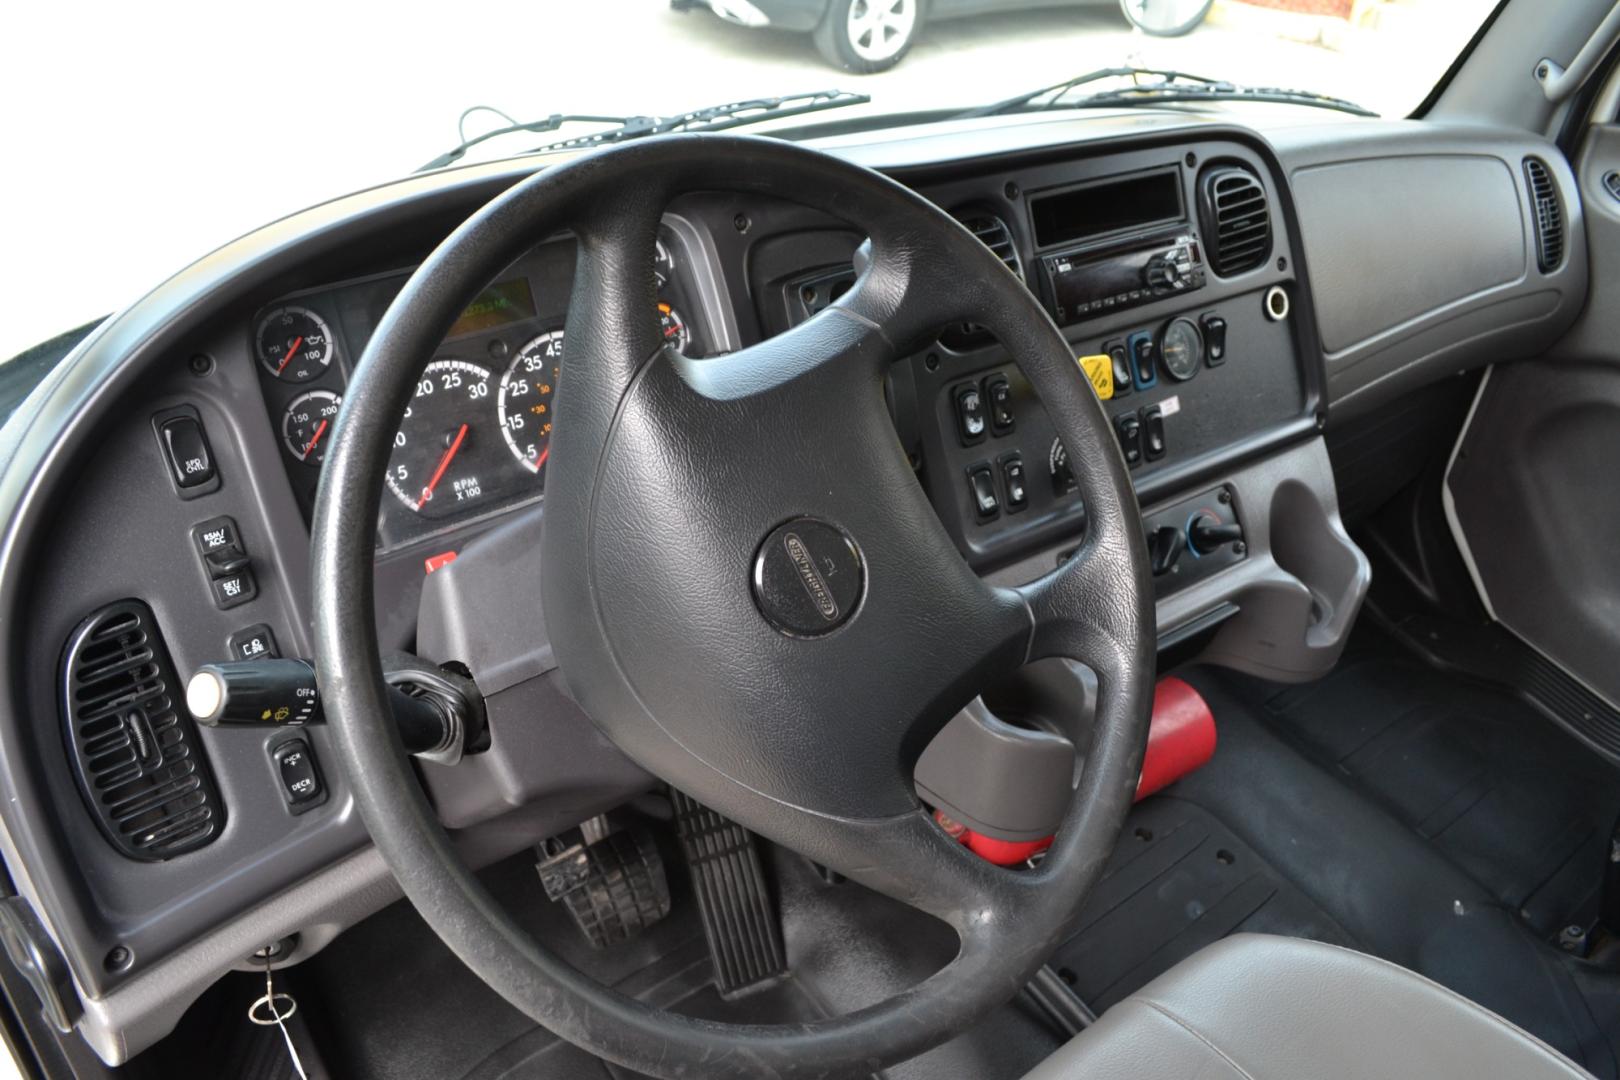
[311,134,1154,1079]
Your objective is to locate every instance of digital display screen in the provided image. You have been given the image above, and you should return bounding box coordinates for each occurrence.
[447,278,537,338]
[1031,171,1183,248]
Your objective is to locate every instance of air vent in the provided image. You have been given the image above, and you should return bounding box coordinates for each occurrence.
[1524,157,1564,272]
[955,210,1024,281]
[60,601,223,861]
[1197,166,1272,277]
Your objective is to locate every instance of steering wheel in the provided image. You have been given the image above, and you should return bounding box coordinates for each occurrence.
[311,135,1154,1079]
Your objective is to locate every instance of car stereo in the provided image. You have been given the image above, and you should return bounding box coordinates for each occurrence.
[1041,230,1206,325]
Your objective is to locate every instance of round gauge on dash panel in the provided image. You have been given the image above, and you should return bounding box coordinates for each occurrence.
[654,238,676,289]
[657,302,690,355]
[282,390,341,466]
[384,359,511,519]
[498,330,562,473]
[1158,317,1204,382]
[256,305,334,382]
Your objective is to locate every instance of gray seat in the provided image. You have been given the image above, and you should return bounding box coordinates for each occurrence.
[1023,934,1591,1080]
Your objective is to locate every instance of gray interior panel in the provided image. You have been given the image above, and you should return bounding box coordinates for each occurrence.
[1443,121,1620,715]
[1267,122,1588,418]
[1294,155,1524,354]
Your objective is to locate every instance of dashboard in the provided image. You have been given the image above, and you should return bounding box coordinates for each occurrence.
[0,107,1587,1065]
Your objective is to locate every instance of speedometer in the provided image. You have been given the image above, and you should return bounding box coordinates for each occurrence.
[384,360,507,518]
[498,330,562,473]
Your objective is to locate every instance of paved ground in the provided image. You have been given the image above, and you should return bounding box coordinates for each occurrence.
[0,0,1491,362]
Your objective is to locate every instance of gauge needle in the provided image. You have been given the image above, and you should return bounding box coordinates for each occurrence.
[419,423,469,508]
[534,445,550,471]
[301,419,329,458]
[276,336,305,375]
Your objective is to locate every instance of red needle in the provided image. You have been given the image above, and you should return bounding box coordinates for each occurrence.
[300,419,329,458]
[276,335,304,375]
[419,423,469,508]
[533,445,550,471]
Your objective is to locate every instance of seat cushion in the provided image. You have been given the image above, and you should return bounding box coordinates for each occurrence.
[1022,934,1591,1079]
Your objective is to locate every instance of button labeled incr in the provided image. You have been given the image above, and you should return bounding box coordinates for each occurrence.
[272,738,325,812]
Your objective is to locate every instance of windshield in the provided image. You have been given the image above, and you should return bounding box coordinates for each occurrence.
[0,0,1497,360]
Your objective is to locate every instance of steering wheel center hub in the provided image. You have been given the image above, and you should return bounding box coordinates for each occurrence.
[751,517,864,637]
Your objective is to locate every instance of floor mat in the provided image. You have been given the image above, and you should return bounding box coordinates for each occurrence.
[1175,644,1620,1078]
[1251,649,1620,937]
[1050,797,1354,1013]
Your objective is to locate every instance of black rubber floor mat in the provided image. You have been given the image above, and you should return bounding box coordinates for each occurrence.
[1049,797,1354,1012]
[1253,651,1620,938]
[1176,659,1620,1079]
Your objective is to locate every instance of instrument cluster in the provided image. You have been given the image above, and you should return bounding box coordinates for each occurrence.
[251,225,716,552]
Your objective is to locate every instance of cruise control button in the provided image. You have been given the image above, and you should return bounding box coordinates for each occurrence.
[956,384,987,445]
[1104,341,1132,399]
[272,738,324,809]
[159,416,215,488]
[211,570,257,610]
[967,465,999,520]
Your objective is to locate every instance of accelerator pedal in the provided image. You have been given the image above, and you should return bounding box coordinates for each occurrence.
[535,820,671,949]
[670,789,789,997]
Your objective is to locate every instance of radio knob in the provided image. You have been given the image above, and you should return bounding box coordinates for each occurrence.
[1144,256,1180,290]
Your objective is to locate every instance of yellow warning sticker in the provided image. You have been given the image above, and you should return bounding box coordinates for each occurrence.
[1078,354,1113,400]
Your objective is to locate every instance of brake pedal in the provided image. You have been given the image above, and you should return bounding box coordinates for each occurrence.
[536,819,671,949]
[670,789,789,997]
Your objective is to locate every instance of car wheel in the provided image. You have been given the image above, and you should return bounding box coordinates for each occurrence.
[813,0,923,74]
[1119,0,1214,37]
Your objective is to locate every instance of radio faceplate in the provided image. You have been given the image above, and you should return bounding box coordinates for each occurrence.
[1043,231,1206,324]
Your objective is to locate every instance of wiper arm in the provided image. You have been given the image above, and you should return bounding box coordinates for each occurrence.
[527,89,870,153]
[960,66,1374,119]
[959,67,1219,118]
[417,90,869,173]
[418,108,637,172]
[1080,82,1377,117]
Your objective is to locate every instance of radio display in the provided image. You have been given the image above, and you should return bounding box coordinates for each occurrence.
[1031,171,1183,248]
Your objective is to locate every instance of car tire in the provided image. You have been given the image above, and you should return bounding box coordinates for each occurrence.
[813,0,924,74]
[1118,0,1214,37]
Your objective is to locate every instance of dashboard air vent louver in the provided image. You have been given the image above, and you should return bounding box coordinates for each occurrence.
[59,600,223,861]
[1523,157,1564,272]
[1197,166,1271,277]
[956,211,1024,281]
[941,208,1023,350]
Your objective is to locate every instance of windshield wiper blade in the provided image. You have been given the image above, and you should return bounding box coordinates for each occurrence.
[418,110,636,172]
[1079,82,1377,117]
[960,66,1373,119]
[527,89,870,154]
[417,90,869,172]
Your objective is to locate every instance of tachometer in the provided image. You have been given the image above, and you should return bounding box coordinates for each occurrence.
[282,390,341,466]
[256,306,334,382]
[498,330,562,473]
[384,360,503,518]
